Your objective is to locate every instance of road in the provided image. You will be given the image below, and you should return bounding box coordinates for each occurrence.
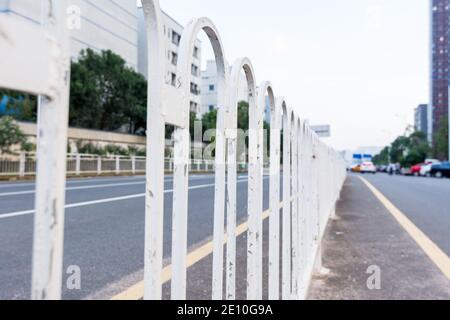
[1,173,448,300]
[0,174,271,300]
[361,173,450,256]
[308,173,450,300]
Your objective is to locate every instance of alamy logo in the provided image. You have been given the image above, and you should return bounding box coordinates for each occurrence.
[67,5,81,30]
[366,265,381,290]
[66,265,81,290]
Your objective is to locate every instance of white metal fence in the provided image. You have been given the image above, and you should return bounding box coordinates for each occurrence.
[0,152,219,176]
[0,0,346,300]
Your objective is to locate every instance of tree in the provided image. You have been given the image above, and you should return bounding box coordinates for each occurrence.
[0,89,37,121]
[373,146,390,165]
[404,131,430,166]
[374,128,430,167]
[432,117,449,160]
[0,116,28,155]
[69,49,148,134]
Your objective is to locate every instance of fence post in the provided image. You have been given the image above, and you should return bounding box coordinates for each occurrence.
[116,156,120,175]
[97,156,102,175]
[19,151,26,177]
[31,0,70,300]
[290,120,299,299]
[75,154,81,176]
[282,109,292,300]
[142,0,166,300]
[132,156,136,175]
[268,97,281,300]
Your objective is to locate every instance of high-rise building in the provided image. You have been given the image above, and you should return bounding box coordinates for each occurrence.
[137,8,202,115]
[429,0,450,142]
[0,0,138,69]
[415,104,428,134]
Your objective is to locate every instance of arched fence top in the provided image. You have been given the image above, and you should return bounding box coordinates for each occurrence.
[141,0,165,117]
[227,57,257,131]
[176,17,228,128]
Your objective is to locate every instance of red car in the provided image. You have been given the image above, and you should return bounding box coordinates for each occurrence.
[411,163,425,176]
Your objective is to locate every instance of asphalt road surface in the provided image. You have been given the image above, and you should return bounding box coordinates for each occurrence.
[361,173,450,256]
[0,174,271,300]
[1,172,448,300]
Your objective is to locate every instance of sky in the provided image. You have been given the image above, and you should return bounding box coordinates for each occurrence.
[154,0,429,151]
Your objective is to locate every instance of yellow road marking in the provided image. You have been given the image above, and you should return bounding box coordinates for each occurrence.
[111,204,275,300]
[359,176,450,280]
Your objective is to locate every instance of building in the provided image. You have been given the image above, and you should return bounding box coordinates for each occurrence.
[137,8,202,115]
[429,0,450,142]
[0,0,138,69]
[201,60,248,117]
[414,104,428,134]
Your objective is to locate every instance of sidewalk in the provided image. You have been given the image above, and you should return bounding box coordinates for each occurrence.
[308,175,450,300]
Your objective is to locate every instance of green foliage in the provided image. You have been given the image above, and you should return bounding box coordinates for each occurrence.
[0,89,37,121]
[77,142,106,156]
[69,49,148,134]
[372,147,390,165]
[104,144,129,156]
[0,116,28,155]
[200,101,270,132]
[75,141,146,157]
[432,117,448,160]
[374,129,430,167]
[237,101,249,132]
[127,145,146,156]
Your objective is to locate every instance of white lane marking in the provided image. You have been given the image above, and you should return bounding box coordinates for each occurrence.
[0,181,147,197]
[0,175,251,196]
[0,178,259,220]
[359,176,450,280]
[0,174,224,190]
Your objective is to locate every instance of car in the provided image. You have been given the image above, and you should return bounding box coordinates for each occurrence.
[420,160,441,177]
[401,167,413,176]
[360,161,376,174]
[429,162,450,178]
[411,163,425,176]
[350,164,361,173]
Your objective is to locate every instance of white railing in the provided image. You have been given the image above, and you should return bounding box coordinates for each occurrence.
[0,152,220,176]
[0,0,347,300]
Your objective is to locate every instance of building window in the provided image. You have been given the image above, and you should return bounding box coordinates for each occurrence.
[190,101,198,113]
[171,52,178,66]
[191,64,198,77]
[193,46,199,58]
[209,84,215,91]
[171,73,176,86]
[190,82,200,95]
[172,31,181,46]
[209,105,215,111]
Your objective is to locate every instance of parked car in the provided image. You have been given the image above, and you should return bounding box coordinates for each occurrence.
[360,161,376,174]
[401,167,413,176]
[411,163,425,176]
[420,160,441,177]
[429,162,450,178]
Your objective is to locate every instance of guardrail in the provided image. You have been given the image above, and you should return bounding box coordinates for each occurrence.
[0,0,347,300]
[0,152,220,176]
